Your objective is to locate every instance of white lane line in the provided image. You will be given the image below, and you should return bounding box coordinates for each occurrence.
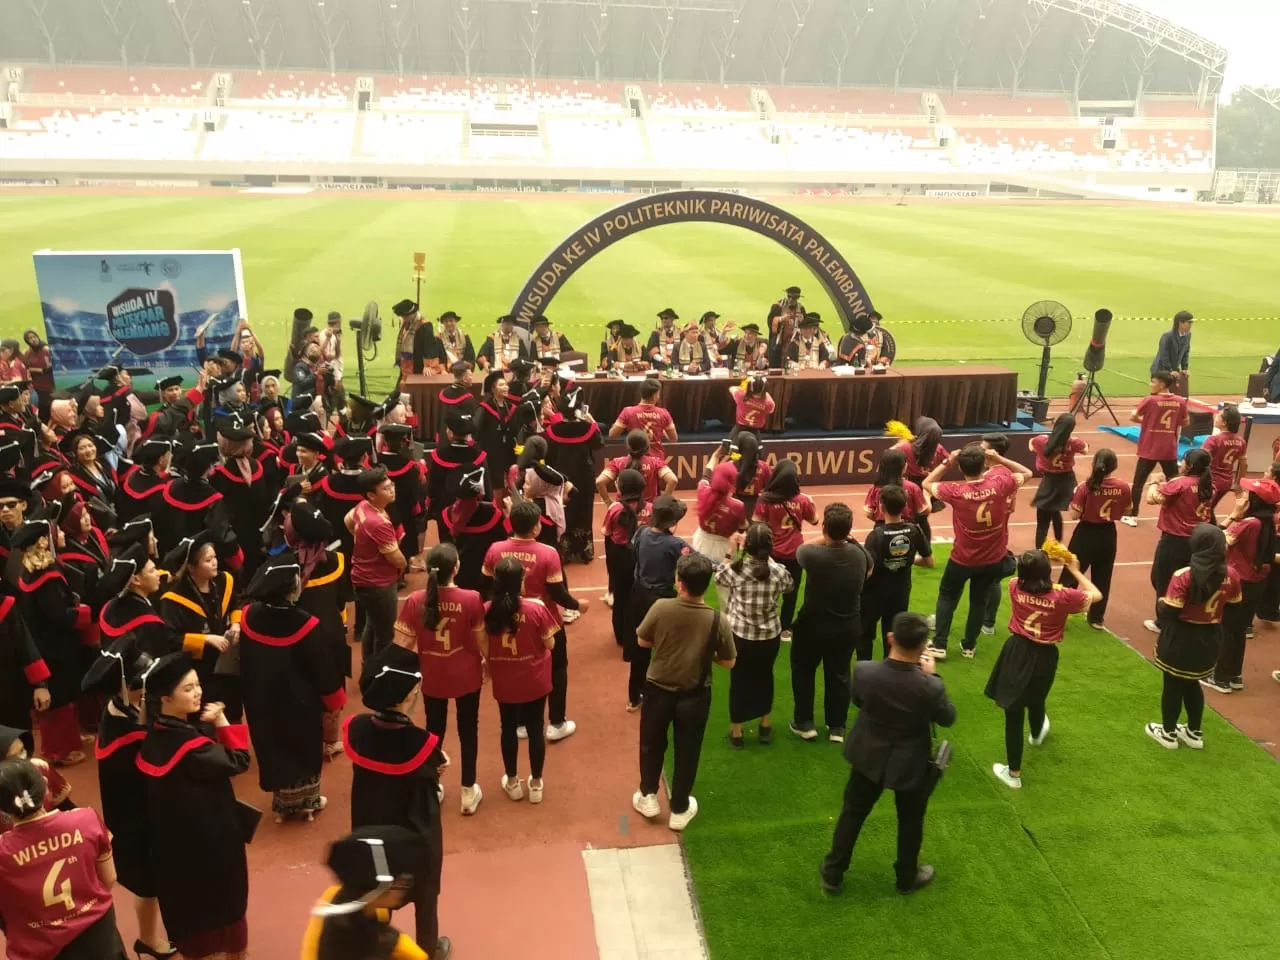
[583,845,708,960]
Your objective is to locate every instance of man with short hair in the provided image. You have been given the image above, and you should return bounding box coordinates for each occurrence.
[435,361,477,444]
[861,485,932,661]
[482,500,588,743]
[346,465,406,669]
[790,502,869,743]
[820,611,955,895]
[610,379,678,460]
[477,315,531,372]
[433,311,475,370]
[632,552,736,832]
[923,444,1030,660]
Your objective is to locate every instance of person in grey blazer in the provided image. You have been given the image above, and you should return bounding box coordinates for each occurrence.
[1150,311,1193,391]
[820,611,956,895]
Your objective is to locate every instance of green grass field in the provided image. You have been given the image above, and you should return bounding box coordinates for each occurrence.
[1,193,1277,398]
[689,554,1280,960]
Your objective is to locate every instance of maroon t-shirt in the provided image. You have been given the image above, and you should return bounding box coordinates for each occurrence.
[1031,434,1088,474]
[1163,568,1241,624]
[1155,475,1213,537]
[614,404,674,459]
[350,500,401,587]
[484,598,557,703]
[1135,393,1187,461]
[733,391,775,429]
[893,440,948,482]
[1201,432,1247,493]
[603,500,652,546]
[754,494,818,559]
[483,538,566,626]
[935,471,1020,567]
[1226,517,1269,583]
[865,479,927,522]
[605,454,667,503]
[1007,582,1089,644]
[398,586,485,699]
[1070,478,1132,524]
[696,482,747,537]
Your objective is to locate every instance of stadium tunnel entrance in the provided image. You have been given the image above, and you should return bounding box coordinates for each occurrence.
[507,189,875,331]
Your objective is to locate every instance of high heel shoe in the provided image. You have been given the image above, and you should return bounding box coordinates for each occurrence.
[133,939,179,958]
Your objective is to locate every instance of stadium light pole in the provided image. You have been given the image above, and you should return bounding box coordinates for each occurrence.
[770,0,813,85]
[946,0,998,93]
[450,0,478,79]
[582,0,612,81]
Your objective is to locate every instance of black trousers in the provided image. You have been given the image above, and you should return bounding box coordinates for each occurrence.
[777,556,803,630]
[1151,533,1191,619]
[859,585,909,661]
[933,559,1004,651]
[821,767,929,890]
[1129,457,1179,517]
[1161,673,1204,733]
[638,681,711,815]
[791,614,857,730]
[425,690,480,787]
[1215,579,1263,684]
[498,697,546,779]
[1004,683,1052,773]
[1061,521,1117,625]
[355,583,400,672]
[605,539,635,649]
[626,585,667,706]
[55,907,128,960]
[549,627,568,726]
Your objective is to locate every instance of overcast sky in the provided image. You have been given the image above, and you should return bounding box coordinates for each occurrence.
[1139,0,1279,91]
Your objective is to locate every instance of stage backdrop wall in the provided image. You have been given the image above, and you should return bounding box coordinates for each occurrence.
[32,249,247,389]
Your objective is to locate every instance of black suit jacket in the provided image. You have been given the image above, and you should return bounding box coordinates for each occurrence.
[843,658,956,791]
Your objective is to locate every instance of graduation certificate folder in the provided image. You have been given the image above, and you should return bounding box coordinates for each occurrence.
[234,799,263,844]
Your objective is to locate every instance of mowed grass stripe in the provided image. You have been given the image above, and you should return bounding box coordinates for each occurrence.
[681,554,1280,960]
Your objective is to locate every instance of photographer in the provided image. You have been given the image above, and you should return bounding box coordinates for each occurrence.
[1150,310,1193,397]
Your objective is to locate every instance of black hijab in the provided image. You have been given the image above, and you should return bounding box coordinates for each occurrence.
[760,458,800,503]
[1186,523,1227,604]
[911,417,942,467]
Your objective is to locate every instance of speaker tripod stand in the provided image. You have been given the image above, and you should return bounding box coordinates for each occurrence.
[1071,371,1118,425]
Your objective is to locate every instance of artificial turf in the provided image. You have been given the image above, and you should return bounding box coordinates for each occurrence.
[1,193,1276,398]
[686,551,1280,960]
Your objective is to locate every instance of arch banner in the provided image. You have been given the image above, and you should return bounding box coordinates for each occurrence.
[508,190,875,331]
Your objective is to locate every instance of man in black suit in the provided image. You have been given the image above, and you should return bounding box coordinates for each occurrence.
[820,611,956,895]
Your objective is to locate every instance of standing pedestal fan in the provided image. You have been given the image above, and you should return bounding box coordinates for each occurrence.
[1021,300,1072,420]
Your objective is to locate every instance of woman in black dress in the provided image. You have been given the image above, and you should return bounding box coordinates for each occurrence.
[545,386,604,563]
[473,370,515,496]
[211,421,272,581]
[1030,412,1087,549]
[159,442,232,558]
[61,429,117,506]
[81,637,178,959]
[444,466,505,593]
[137,651,252,960]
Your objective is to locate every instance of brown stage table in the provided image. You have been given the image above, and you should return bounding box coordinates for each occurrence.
[403,366,1018,441]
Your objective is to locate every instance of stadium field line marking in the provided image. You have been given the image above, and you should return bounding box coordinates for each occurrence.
[583,845,708,960]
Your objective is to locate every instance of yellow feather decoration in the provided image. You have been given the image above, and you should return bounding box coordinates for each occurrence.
[885,420,914,441]
[1041,536,1076,566]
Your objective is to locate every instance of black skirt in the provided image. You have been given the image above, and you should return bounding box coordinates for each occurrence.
[1032,471,1076,512]
[729,636,780,723]
[1154,619,1221,680]
[984,633,1060,711]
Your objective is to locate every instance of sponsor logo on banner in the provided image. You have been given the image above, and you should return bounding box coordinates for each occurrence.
[106,287,179,355]
[0,178,58,187]
[317,182,378,191]
[925,189,985,198]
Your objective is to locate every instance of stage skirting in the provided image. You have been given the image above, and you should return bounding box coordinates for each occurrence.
[404,365,1019,440]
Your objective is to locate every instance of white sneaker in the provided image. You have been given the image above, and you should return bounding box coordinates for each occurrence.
[780,630,793,642]
[1175,724,1204,750]
[603,592,614,609]
[437,783,445,804]
[926,614,936,630]
[980,626,995,637]
[632,791,660,819]
[961,647,976,659]
[1121,515,1139,528]
[668,796,699,832]
[561,607,581,624]
[992,763,1022,789]
[460,784,483,816]
[1145,722,1179,750]
[437,748,451,770]
[1143,619,1160,635]
[925,644,948,661]
[546,720,577,742]
[1273,670,1280,685]
[516,726,528,740]
[1028,714,1050,747]
[501,775,525,801]
[528,778,545,804]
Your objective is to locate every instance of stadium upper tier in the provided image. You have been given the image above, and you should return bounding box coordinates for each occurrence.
[0,67,1215,174]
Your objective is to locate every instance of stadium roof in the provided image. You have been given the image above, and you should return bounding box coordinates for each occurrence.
[0,0,1226,101]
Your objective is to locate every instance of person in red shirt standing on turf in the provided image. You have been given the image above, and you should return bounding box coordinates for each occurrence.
[1029,413,1088,549]
[923,444,1031,660]
[1200,403,1248,516]
[1146,524,1240,751]
[609,379,677,460]
[692,457,747,560]
[1202,472,1279,694]
[0,758,129,960]
[482,500,588,743]
[484,558,559,804]
[595,430,677,505]
[728,376,775,442]
[1060,449,1131,631]
[987,549,1101,790]
[1142,448,1214,634]
[753,459,818,641]
[347,466,407,672]
[1123,371,1188,527]
[394,543,487,816]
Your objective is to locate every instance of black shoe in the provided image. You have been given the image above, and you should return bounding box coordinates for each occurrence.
[728,731,744,750]
[434,936,453,960]
[819,869,843,894]
[895,864,935,895]
[133,941,179,959]
[758,724,773,745]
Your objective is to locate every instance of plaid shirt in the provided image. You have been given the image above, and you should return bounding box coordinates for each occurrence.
[714,557,794,641]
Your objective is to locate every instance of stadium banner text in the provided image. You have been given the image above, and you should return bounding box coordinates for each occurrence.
[509,190,875,332]
[32,249,247,390]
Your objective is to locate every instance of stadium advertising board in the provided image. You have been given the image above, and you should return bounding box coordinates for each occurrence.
[32,249,246,389]
[509,190,875,332]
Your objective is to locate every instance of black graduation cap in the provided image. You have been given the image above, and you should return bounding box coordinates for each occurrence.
[254,369,282,385]
[482,370,506,395]
[181,442,221,479]
[438,311,461,323]
[379,391,401,420]
[96,365,121,382]
[444,411,473,437]
[295,307,314,323]
[58,429,111,460]
[532,315,551,327]
[348,394,376,413]
[0,382,27,404]
[617,322,641,339]
[392,300,418,318]
[509,358,534,379]
[605,319,623,331]
[141,651,197,700]
[107,516,154,553]
[244,552,302,603]
[161,531,214,574]
[657,308,679,321]
[70,380,99,409]
[323,827,428,906]
[558,385,584,417]
[98,542,150,598]
[700,311,721,323]
[799,312,822,328]
[286,410,321,435]
[851,314,874,335]
[379,423,413,445]
[28,463,58,491]
[216,349,243,368]
[256,398,281,419]
[133,437,173,467]
[0,440,23,474]
[0,474,30,502]
[457,466,485,499]
[360,644,421,711]
[291,392,316,412]
[261,483,304,535]
[0,725,28,758]
[216,421,254,443]
[156,375,184,391]
[82,634,154,695]
[497,314,517,327]
[785,286,802,297]
[8,518,50,552]
[739,323,761,334]
[295,432,328,454]
[334,435,374,465]
[538,356,560,369]
[288,500,333,544]
[357,465,389,494]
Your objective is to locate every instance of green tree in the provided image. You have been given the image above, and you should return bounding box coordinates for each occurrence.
[1216,88,1280,167]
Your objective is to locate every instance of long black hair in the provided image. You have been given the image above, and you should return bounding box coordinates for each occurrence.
[875,448,907,489]
[1087,448,1117,493]
[1182,448,1214,502]
[734,432,760,495]
[484,556,524,636]
[517,434,565,491]
[731,521,774,579]
[0,758,46,821]
[615,468,646,539]
[1016,550,1053,595]
[424,543,459,630]
[910,417,942,469]
[1044,412,1077,457]
[624,430,650,475]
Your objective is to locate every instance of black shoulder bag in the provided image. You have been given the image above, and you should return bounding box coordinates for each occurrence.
[923,722,952,800]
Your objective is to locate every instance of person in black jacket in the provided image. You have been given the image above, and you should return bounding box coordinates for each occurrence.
[1150,310,1193,394]
[820,611,956,895]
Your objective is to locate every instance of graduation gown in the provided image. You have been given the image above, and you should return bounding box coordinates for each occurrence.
[299,552,353,678]
[116,465,169,525]
[444,500,505,593]
[432,330,477,369]
[315,471,364,563]
[157,572,240,687]
[16,565,92,709]
[68,460,118,504]
[476,330,530,371]
[343,711,443,907]
[210,459,272,581]
[0,595,48,750]
[159,478,233,558]
[94,699,153,897]
[137,715,251,943]
[545,418,604,562]
[99,592,184,660]
[59,526,110,615]
[425,441,487,534]
[435,382,478,444]
[381,451,426,561]
[472,399,514,494]
[240,601,346,791]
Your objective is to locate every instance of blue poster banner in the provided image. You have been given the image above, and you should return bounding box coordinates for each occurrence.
[31,249,248,390]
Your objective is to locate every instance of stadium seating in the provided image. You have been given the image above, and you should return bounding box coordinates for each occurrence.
[646,118,784,167]
[23,66,209,101]
[202,111,356,162]
[1,106,198,159]
[938,92,1072,117]
[644,83,753,114]
[770,86,921,116]
[232,72,355,105]
[1140,98,1213,118]
[544,116,645,164]
[358,111,465,163]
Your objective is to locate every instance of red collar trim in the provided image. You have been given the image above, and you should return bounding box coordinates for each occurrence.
[136,735,213,777]
[213,461,264,485]
[240,608,320,647]
[100,609,164,638]
[59,551,98,565]
[546,421,599,444]
[162,485,222,511]
[439,389,472,405]
[0,595,14,624]
[342,714,440,775]
[69,472,104,496]
[18,569,67,593]
[451,508,502,534]
[478,401,512,422]
[95,729,146,761]
[383,460,418,479]
[431,447,485,469]
[317,476,364,501]
[121,469,164,500]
